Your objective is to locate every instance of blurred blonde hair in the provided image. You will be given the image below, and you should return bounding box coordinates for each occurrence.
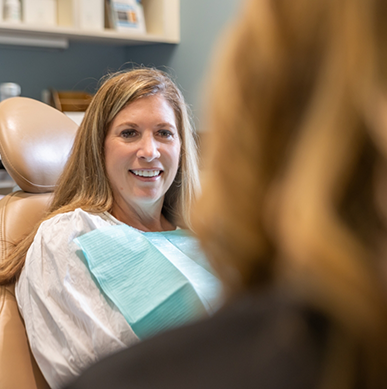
[194,0,387,386]
[0,68,199,284]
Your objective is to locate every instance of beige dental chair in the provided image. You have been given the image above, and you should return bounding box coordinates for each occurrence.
[0,97,78,389]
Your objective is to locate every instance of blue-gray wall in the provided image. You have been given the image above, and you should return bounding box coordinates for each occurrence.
[0,43,127,98]
[0,0,238,124]
[124,0,239,125]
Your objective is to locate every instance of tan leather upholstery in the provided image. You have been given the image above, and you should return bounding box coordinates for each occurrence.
[0,97,78,389]
[0,97,77,193]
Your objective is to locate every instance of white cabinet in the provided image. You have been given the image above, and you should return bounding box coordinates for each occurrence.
[0,0,179,48]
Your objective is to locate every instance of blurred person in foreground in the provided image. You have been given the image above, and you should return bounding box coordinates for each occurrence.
[66,0,387,387]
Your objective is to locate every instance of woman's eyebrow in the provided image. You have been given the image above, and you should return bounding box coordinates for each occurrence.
[114,121,177,130]
[115,121,139,128]
[156,122,177,129]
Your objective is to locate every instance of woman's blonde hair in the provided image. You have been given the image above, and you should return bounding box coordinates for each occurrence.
[194,0,387,386]
[0,68,199,285]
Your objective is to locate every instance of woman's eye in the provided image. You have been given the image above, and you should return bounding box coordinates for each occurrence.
[158,130,173,138]
[121,129,137,138]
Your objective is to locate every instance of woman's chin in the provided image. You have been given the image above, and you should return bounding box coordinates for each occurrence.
[127,193,165,208]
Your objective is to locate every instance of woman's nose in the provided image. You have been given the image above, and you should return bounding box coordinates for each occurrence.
[136,134,160,161]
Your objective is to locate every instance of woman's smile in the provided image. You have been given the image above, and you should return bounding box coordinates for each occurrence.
[129,169,163,180]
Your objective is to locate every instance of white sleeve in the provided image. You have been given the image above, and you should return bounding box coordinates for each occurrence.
[15,209,139,389]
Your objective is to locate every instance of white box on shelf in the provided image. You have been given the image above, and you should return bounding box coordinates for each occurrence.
[58,0,104,30]
[79,0,104,30]
[23,0,56,26]
[109,0,146,34]
[57,0,76,27]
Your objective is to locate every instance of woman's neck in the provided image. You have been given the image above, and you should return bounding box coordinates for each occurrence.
[110,201,175,232]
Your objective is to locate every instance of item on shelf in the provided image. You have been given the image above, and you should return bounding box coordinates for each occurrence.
[57,0,104,30]
[22,0,57,26]
[0,82,21,101]
[3,0,21,23]
[49,89,93,112]
[108,0,146,34]
[57,0,74,27]
[79,0,104,30]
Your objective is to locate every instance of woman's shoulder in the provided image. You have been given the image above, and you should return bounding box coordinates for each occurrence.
[18,209,120,298]
[24,208,119,265]
[37,208,117,236]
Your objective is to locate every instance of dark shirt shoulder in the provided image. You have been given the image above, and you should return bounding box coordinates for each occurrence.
[66,289,328,389]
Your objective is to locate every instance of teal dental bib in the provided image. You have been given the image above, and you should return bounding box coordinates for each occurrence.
[74,225,221,340]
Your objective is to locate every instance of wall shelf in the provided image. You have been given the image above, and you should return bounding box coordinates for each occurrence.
[0,0,179,48]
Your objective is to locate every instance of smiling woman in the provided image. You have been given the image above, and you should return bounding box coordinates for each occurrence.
[0,68,221,389]
[104,94,181,230]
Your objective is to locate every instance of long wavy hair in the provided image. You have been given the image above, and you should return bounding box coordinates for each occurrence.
[194,0,387,386]
[0,68,199,285]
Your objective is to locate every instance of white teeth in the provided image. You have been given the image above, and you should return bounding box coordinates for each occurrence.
[131,170,161,177]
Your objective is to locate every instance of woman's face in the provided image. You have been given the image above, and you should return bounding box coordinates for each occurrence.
[104,94,181,215]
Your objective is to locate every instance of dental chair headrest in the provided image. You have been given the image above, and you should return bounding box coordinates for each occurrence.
[0,97,78,193]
